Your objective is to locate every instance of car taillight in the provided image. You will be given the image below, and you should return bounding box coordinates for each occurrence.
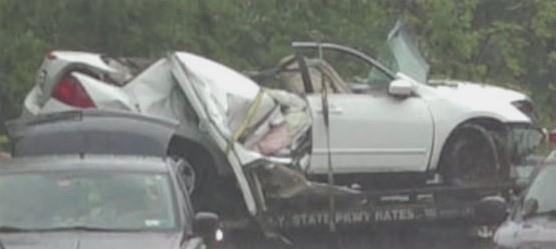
[52,73,96,108]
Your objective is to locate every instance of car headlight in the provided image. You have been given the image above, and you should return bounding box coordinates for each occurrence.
[512,100,537,121]
[215,228,224,242]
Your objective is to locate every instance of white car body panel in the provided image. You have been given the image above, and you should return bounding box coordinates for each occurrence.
[306,72,532,174]
[25,72,137,115]
[41,98,77,113]
[36,51,116,104]
[546,151,556,162]
[493,220,522,248]
[169,53,260,215]
[122,59,190,120]
[48,51,115,72]
[75,73,137,112]
[307,93,433,174]
[23,86,79,117]
[171,52,281,145]
[24,51,123,115]
[22,86,43,116]
[414,77,532,170]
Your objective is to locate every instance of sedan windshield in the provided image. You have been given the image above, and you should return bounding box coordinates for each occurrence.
[0,171,177,231]
[525,166,556,213]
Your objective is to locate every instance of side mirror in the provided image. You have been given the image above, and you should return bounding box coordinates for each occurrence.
[388,79,414,97]
[522,198,539,218]
[193,212,221,245]
[474,196,508,224]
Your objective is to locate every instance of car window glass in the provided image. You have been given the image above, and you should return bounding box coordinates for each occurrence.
[274,61,308,95]
[321,50,391,95]
[524,167,556,213]
[273,52,345,94]
[0,171,178,230]
[386,22,430,84]
[305,57,345,94]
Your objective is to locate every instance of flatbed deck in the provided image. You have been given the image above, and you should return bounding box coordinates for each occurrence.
[222,182,514,231]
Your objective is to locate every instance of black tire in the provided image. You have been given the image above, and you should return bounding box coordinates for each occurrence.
[440,124,509,188]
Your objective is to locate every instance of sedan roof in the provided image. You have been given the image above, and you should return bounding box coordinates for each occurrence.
[7,110,179,157]
[0,155,172,174]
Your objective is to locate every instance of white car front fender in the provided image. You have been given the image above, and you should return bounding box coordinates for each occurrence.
[419,84,534,171]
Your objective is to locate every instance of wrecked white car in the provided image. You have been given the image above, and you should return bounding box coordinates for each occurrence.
[20,24,542,217]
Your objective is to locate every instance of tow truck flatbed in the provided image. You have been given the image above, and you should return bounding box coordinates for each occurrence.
[222,182,514,231]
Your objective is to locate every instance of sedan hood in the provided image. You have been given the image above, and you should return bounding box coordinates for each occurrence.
[428,79,528,103]
[0,231,184,249]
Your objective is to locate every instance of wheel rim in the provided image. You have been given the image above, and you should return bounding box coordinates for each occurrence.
[182,162,197,194]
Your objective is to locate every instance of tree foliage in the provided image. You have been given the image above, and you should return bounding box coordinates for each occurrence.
[0,0,554,125]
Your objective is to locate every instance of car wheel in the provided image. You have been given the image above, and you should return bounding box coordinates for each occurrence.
[171,153,218,211]
[178,159,197,195]
[440,124,509,187]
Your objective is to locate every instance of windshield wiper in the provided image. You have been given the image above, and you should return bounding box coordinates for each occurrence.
[39,226,139,232]
[0,225,136,233]
[0,226,30,232]
[533,209,556,217]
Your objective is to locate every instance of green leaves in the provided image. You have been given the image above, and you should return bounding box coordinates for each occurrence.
[0,135,8,151]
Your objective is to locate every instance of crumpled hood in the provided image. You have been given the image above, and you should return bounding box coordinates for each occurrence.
[428,79,528,103]
[0,232,183,249]
[495,217,556,249]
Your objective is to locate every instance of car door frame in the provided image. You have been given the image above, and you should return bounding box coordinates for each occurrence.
[292,42,434,174]
[291,41,397,93]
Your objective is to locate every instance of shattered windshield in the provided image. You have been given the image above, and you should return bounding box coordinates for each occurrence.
[0,171,177,231]
[372,22,430,84]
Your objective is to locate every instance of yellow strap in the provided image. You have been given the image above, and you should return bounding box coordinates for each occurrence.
[226,89,265,155]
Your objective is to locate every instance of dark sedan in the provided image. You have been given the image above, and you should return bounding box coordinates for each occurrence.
[0,155,220,249]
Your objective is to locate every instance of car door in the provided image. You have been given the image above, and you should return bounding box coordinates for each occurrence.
[294,43,434,174]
